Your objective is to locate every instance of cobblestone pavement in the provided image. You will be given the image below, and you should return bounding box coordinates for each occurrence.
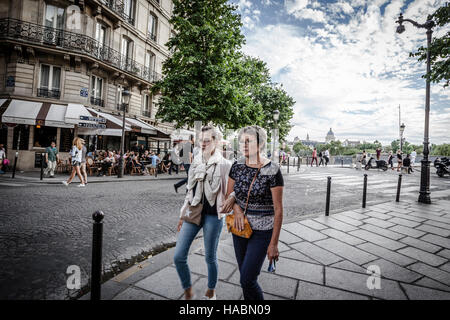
[0,166,449,299]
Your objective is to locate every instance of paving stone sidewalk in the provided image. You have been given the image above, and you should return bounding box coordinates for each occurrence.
[82,199,450,300]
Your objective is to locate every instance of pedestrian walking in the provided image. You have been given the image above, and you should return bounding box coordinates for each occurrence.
[411,149,417,167]
[174,126,233,300]
[80,140,88,184]
[324,149,330,166]
[387,151,394,170]
[147,151,160,176]
[0,144,6,174]
[169,142,181,175]
[62,137,86,187]
[225,125,284,300]
[318,150,324,166]
[361,150,367,166]
[403,154,413,174]
[396,149,403,172]
[44,141,59,178]
[311,148,318,167]
[174,135,195,193]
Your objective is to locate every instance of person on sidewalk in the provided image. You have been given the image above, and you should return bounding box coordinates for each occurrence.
[169,142,181,175]
[411,149,417,167]
[44,141,59,178]
[80,140,88,184]
[318,150,324,166]
[396,149,403,172]
[311,148,318,167]
[62,137,85,187]
[225,125,284,300]
[174,135,194,193]
[361,150,367,166]
[403,154,413,174]
[174,126,233,300]
[0,144,6,174]
[387,151,394,170]
[376,147,381,161]
[324,149,330,166]
[147,151,160,177]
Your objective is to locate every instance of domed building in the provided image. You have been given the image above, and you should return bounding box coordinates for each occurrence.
[325,128,335,143]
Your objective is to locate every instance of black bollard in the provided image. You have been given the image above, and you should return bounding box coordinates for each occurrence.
[325,176,331,216]
[307,156,309,166]
[297,156,300,171]
[341,158,344,168]
[40,153,44,180]
[91,211,104,300]
[362,174,368,208]
[12,151,18,179]
[396,174,402,202]
[287,157,290,173]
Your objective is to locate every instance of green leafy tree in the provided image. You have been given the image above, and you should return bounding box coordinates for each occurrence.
[293,142,310,154]
[410,3,449,87]
[431,143,450,156]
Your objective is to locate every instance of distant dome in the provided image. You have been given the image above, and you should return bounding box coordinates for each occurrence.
[327,128,334,135]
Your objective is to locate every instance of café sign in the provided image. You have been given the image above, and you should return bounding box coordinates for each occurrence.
[79,115,106,123]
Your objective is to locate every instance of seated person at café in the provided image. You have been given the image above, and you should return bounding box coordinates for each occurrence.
[132,153,146,174]
[161,153,171,173]
[98,151,115,176]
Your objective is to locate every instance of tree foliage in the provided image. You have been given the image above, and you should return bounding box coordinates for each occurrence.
[410,3,450,87]
[152,0,294,139]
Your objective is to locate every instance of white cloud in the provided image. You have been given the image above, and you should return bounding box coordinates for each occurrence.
[285,0,309,14]
[243,0,450,144]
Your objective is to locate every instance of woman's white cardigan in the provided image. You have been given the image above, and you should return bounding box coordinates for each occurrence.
[180,150,232,220]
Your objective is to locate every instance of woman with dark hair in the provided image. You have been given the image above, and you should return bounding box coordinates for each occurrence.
[224,125,284,300]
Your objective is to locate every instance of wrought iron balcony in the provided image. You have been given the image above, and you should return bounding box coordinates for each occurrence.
[37,88,61,99]
[90,96,104,107]
[101,0,135,25]
[0,18,162,85]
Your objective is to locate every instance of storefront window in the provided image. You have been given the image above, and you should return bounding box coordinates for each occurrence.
[33,126,57,148]
[0,124,7,147]
[60,128,74,152]
[12,125,30,150]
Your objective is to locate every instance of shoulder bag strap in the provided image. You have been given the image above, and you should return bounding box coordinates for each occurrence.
[243,165,261,216]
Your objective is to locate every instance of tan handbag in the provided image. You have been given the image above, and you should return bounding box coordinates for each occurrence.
[226,166,261,239]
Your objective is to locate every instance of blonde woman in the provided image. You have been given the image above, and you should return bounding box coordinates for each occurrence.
[174,126,235,300]
[62,137,86,187]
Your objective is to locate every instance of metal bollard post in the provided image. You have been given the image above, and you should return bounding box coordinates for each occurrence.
[287,157,290,173]
[91,211,104,300]
[40,153,44,180]
[325,176,331,216]
[307,156,309,166]
[12,151,18,179]
[297,156,300,171]
[362,174,368,208]
[341,159,344,168]
[396,174,402,202]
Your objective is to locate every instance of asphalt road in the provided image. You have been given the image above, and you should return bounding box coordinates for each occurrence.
[0,165,449,299]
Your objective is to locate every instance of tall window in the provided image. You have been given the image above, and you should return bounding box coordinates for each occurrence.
[145,51,156,81]
[116,85,123,111]
[39,64,61,99]
[123,0,135,24]
[142,94,151,117]
[121,37,133,71]
[148,13,157,41]
[95,22,106,46]
[44,4,65,29]
[91,76,104,107]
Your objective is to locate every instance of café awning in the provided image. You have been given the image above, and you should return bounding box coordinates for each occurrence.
[65,103,93,125]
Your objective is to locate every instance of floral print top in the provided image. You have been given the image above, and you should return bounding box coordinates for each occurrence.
[229,160,283,230]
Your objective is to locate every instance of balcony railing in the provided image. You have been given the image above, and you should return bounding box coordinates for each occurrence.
[37,88,61,99]
[101,0,135,25]
[90,96,104,107]
[0,18,162,85]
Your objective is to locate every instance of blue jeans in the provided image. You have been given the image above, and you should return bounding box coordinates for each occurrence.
[233,229,273,300]
[174,214,223,290]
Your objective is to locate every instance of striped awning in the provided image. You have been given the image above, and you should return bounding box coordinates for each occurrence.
[1,99,74,128]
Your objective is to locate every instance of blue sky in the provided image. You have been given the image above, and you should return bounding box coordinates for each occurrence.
[231,0,449,145]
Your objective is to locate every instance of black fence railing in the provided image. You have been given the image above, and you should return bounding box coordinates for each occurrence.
[37,88,61,99]
[0,18,162,84]
[103,0,135,25]
[90,96,104,107]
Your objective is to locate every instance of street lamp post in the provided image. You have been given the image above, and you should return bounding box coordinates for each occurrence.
[273,109,280,161]
[400,122,405,153]
[118,89,130,178]
[396,13,434,204]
